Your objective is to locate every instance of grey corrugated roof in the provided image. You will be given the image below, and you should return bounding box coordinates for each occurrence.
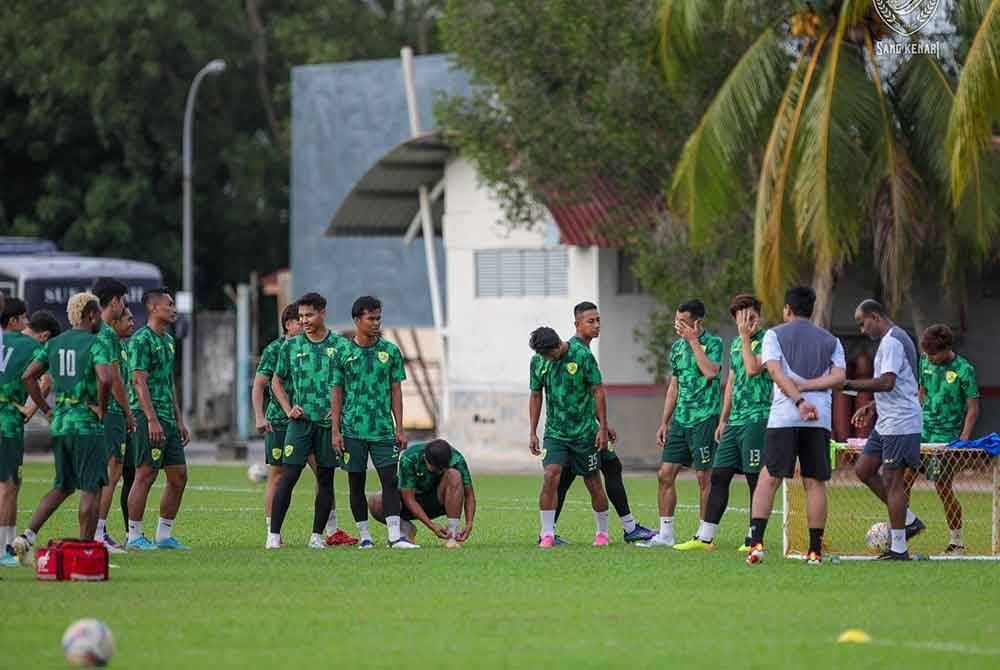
[325,132,450,236]
[0,254,162,281]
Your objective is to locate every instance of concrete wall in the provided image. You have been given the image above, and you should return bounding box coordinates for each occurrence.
[194,311,235,434]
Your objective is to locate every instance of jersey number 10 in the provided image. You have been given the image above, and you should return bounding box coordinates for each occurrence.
[58,349,77,376]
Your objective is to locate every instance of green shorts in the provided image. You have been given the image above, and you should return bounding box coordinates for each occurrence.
[133,413,185,469]
[342,437,399,473]
[283,420,338,469]
[401,490,446,521]
[103,412,129,464]
[265,424,288,466]
[922,433,959,481]
[53,433,109,492]
[0,434,24,484]
[542,435,600,476]
[662,416,718,470]
[714,420,765,474]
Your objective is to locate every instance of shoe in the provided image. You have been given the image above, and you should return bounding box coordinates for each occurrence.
[737,543,751,553]
[905,517,926,540]
[538,535,556,548]
[537,534,570,546]
[623,524,656,543]
[126,536,159,551]
[265,534,281,549]
[674,538,716,552]
[636,534,674,548]
[593,532,610,546]
[325,529,359,546]
[308,535,326,549]
[444,538,460,549]
[358,538,375,550]
[12,536,33,565]
[746,543,765,565]
[388,538,420,549]
[155,537,191,550]
[101,533,126,555]
[1,554,19,567]
[806,551,822,565]
[877,549,909,560]
[943,543,965,556]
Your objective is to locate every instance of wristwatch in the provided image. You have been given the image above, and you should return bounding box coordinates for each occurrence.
[794,397,805,407]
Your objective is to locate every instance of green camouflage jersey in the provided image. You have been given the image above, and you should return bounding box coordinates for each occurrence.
[920,353,979,442]
[530,338,602,442]
[669,331,723,427]
[33,329,111,436]
[397,442,473,495]
[128,326,177,424]
[275,330,343,427]
[96,322,123,415]
[256,337,293,426]
[109,334,131,416]
[726,330,773,425]
[0,332,42,437]
[331,337,406,440]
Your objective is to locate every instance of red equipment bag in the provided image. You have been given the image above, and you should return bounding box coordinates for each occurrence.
[35,539,109,582]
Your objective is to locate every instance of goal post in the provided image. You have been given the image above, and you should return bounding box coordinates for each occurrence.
[783,444,1000,559]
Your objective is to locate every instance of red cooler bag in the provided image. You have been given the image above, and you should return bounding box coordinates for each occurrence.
[35,539,109,582]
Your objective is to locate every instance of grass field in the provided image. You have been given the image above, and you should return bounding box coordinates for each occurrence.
[4,462,1000,669]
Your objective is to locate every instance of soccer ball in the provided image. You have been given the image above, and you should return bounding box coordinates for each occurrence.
[865,522,890,553]
[247,463,268,483]
[62,618,115,667]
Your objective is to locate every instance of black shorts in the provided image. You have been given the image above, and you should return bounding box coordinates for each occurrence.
[763,427,831,481]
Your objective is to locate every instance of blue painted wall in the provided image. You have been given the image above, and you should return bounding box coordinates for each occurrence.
[290,55,469,328]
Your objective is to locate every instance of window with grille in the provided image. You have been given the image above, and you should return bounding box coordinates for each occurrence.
[475,248,568,298]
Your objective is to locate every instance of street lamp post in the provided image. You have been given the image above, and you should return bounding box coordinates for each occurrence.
[181,58,226,426]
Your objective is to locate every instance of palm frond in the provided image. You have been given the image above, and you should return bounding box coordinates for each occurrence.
[657,0,713,88]
[668,27,790,247]
[894,54,954,196]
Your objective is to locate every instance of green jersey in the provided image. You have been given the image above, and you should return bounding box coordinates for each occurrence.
[331,338,406,441]
[669,331,723,427]
[726,330,773,425]
[397,442,473,495]
[96,322,123,415]
[256,337,293,426]
[920,353,979,442]
[0,332,42,437]
[110,334,131,416]
[33,328,110,436]
[128,326,177,424]
[274,330,342,427]
[530,338,602,442]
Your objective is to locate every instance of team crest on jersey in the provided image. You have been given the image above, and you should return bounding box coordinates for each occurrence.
[151,448,162,462]
[946,370,958,384]
[326,347,335,357]
[377,351,390,364]
[284,444,294,457]
[343,452,351,464]
[272,447,282,461]
[566,362,578,375]
[751,339,760,352]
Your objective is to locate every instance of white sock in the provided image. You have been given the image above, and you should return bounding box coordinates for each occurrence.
[387,516,402,542]
[950,527,963,546]
[659,516,675,542]
[127,521,142,543]
[619,513,637,533]
[540,510,556,538]
[905,509,916,525]
[890,528,907,554]
[95,519,106,540]
[356,520,372,542]
[265,516,271,530]
[0,526,11,549]
[699,521,719,543]
[595,510,609,536]
[24,528,37,546]
[155,517,173,543]
[447,518,460,539]
[325,510,338,535]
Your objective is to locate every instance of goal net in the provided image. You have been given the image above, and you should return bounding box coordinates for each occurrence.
[783,444,1000,559]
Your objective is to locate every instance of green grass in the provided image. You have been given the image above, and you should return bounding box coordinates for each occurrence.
[4,462,1000,669]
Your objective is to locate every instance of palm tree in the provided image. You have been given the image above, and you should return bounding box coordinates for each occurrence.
[659,0,1000,325]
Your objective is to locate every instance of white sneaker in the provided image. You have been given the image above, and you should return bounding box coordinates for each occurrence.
[636,534,675,548]
[389,538,420,549]
[265,533,281,549]
[105,544,127,555]
[307,534,325,549]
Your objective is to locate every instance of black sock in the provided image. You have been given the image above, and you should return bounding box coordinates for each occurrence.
[120,465,135,534]
[554,467,575,525]
[749,517,768,545]
[312,467,334,534]
[744,473,759,544]
[601,458,631,518]
[348,471,368,522]
[704,467,737,525]
[270,464,304,534]
[808,527,823,554]
[376,465,401,518]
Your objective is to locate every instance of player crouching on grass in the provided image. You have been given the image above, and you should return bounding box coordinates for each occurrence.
[367,439,476,548]
[528,326,611,547]
[12,293,111,563]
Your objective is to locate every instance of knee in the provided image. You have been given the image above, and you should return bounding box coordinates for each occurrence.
[854,463,872,483]
[443,468,462,488]
[168,467,188,488]
[657,467,674,488]
[542,467,562,488]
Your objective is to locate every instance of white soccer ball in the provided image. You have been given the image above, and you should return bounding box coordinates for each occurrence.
[865,522,890,553]
[247,463,269,483]
[62,618,115,667]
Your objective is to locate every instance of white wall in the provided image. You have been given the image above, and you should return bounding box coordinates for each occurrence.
[594,247,658,384]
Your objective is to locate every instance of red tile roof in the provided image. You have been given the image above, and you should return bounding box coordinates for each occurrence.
[546,177,661,247]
